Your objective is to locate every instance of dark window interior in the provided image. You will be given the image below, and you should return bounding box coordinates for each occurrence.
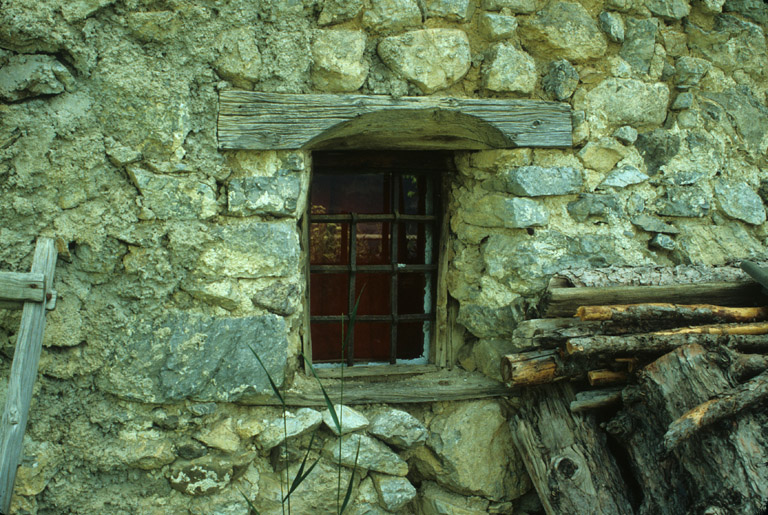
[308,151,450,365]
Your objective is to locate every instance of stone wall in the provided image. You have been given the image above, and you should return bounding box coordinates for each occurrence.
[0,0,767,512]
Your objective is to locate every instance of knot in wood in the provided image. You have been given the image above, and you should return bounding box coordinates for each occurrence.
[554,456,578,479]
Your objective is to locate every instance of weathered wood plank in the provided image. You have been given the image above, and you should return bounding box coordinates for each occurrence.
[218,91,572,150]
[570,387,623,412]
[314,364,438,379]
[0,272,44,303]
[512,383,633,515]
[0,238,57,514]
[544,281,762,318]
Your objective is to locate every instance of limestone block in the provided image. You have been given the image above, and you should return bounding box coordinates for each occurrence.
[493,165,583,196]
[125,11,182,43]
[427,400,530,500]
[198,220,300,279]
[541,59,579,100]
[227,171,302,217]
[701,88,768,158]
[635,129,680,175]
[675,56,711,88]
[456,301,521,338]
[599,11,625,43]
[482,0,536,13]
[671,91,694,110]
[378,29,471,94]
[261,458,359,513]
[323,434,409,476]
[714,179,766,225]
[169,456,233,496]
[519,2,607,61]
[311,30,368,92]
[368,408,428,449]
[576,78,670,129]
[13,442,57,496]
[426,0,475,21]
[120,434,176,470]
[482,43,536,94]
[349,477,390,515]
[363,0,422,33]
[656,186,711,217]
[214,27,262,88]
[567,194,623,222]
[416,481,490,514]
[462,194,549,228]
[0,54,73,101]
[323,405,370,435]
[631,213,680,234]
[318,0,364,26]
[470,339,519,382]
[722,0,767,22]
[104,137,142,167]
[613,126,638,145]
[181,279,241,311]
[620,17,657,73]
[686,15,767,79]
[372,473,417,511]
[599,165,649,189]
[60,0,117,22]
[126,165,218,220]
[257,408,323,450]
[478,13,518,41]
[243,278,302,316]
[578,138,628,173]
[194,417,241,452]
[650,233,676,250]
[96,312,288,403]
[646,0,691,19]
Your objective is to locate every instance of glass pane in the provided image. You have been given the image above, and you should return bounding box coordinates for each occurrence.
[357,222,390,265]
[355,273,390,316]
[400,174,429,215]
[311,323,344,362]
[311,273,347,317]
[399,222,436,264]
[398,273,433,315]
[310,222,348,265]
[397,322,430,360]
[311,174,390,214]
[352,322,390,362]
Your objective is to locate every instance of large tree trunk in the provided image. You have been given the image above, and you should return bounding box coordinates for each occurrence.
[605,344,768,514]
[511,383,634,515]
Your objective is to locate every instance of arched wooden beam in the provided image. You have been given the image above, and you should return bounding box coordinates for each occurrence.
[218,91,572,150]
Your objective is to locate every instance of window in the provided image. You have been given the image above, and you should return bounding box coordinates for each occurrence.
[306,151,452,367]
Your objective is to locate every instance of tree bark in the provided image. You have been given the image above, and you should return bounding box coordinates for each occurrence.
[566,333,768,359]
[576,303,768,324]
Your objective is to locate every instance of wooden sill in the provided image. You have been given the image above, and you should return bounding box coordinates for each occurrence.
[314,364,438,379]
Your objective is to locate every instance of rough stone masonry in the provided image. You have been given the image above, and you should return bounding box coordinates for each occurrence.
[0,0,767,512]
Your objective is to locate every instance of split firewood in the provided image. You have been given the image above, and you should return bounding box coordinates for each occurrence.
[566,333,768,359]
[501,350,564,387]
[663,368,768,451]
[587,370,628,386]
[657,321,768,336]
[570,387,623,412]
[576,304,768,324]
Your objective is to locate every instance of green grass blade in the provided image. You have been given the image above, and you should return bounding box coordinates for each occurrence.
[303,354,342,435]
[249,344,284,406]
[283,431,320,502]
[339,438,361,514]
[239,489,261,515]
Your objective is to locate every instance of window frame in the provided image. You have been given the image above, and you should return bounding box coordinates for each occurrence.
[301,151,460,377]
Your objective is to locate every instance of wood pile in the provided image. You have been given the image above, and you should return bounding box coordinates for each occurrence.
[505,263,768,514]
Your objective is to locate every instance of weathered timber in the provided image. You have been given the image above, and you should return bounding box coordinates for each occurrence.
[512,383,634,515]
[554,263,762,289]
[501,349,627,387]
[0,238,57,514]
[576,303,768,324]
[566,332,768,358]
[570,387,623,412]
[217,91,572,150]
[544,281,761,317]
[663,367,768,451]
[606,344,768,514]
[658,321,768,335]
[727,349,768,381]
[588,369,628,386]
[0,272,44,304]
[314,364,438,379]
[741,260,768,291]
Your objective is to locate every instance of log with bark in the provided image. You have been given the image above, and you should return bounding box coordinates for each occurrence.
[501,349,632,387]
[576,303,768,324]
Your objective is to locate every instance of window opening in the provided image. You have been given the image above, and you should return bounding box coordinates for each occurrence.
[308,151,447,366]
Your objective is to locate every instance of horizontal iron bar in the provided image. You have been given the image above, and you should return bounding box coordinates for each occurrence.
[310,213,436,223]
[311,264,437,272]
[311,313,434,322]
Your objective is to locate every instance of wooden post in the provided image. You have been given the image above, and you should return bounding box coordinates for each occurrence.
[0,238,57,514]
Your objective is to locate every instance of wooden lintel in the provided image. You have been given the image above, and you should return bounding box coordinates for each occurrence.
[218,91,572,150]
[0,272,45,303]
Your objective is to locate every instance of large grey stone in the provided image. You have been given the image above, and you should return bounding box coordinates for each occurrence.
[599,165,649,189]
[674,56,711,89]
[427,400,530,500]
[96,313,288,403]
[0,54,73,101]
[322,405,370,435]
[542,59,579,100]
[426,0,475,20]
[416,481,490,514]
[686,15,766,78]
[311,30,368,92]
[631,213,680,234]
[482,0,536,12]
[620,18,657,74]
[577,78,669,129]
[378,29,471,94]
[372,473,417,512]
[318,0,364,26]
[494,165,583,196]
[363,0,422,33]
[323,434,409,476]
[126,165,218,220]
[482,43,536,94]
[519,2,607,61]
[646,0,691,19]
[635,129,681,175]
[456,302,522,339]
[478,13,518,41]
[213,27,262,88]
[228,170,302,217]
[257,408,323,450]
[701,87,768,158]
[714,180,766,225]
[369,408,428,449]
[463,194,549,228]
[567,194,622,222]
[724,0,768,24]
[169,456,233,496]
[599,11,625,43]
[656,186,711,217]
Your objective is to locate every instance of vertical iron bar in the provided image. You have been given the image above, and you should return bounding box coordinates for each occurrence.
[390,173,399,364]
[347,213,357,366]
